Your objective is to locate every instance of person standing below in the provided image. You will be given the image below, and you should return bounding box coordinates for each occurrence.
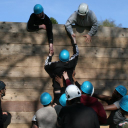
[57,84,100,128]
[65,3,98,43]
[27,4,54,53]
[44,37,78,104]
[31,92,62,128]
[0,81,11,128]
[93,85,127,128]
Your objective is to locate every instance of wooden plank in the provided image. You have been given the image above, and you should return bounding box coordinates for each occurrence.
[2,101,43,112]
[0,31,128,48]
[3,89,53,101]
[0,66,128,79]
[1,44,128,58]
[1,55,128,69]
[0,66,127,79]
[1,77,127,89]
[0,22,128,38]
[8,124,31,128]
[10,112,34,123]
[2,84,128,101]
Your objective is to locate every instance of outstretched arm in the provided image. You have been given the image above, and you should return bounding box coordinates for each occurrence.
[93,93,111,102]
[65,12,77,36]
[103,104,118,111]
[44,50,54,78]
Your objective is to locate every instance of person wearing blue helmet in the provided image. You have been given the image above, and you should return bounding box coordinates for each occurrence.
[93,85,127,128]
[27,4,54,54]
[115,95,128,128]
[44,37,79,105]
[31,92,62,128]
[0,81,11,128]
[59,93,67,107]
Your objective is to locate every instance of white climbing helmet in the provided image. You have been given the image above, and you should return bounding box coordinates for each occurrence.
[78,3,89,16]
[65,85,81,100]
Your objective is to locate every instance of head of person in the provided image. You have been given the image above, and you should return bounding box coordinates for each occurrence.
[59,93,67,107]
[59,49,70,62]
[119,95,128,116]
[40,92,52,107]
[34,4,44,18]
[112,85,127,100]
[80,81,94,96]
[0,81,6,97]
[65,84,81,105]
[77,3,89,18]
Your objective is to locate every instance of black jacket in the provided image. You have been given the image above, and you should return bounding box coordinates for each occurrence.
[27,13,53,44]
[44,44,79,91]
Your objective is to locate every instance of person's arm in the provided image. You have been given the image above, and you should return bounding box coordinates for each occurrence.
[72,70,81,89]
[93,93,111,102]
[104,100,120,111]
[63,71,72,86]
[65,12,77,36]
[45,15,53,44]
[55,75,65,94]
[44,51,54,78]
[103,104,118,111]
[87,10,98,37]
[27,14,39,31]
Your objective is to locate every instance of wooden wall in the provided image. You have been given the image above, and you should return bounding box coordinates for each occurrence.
[0,22,128,128]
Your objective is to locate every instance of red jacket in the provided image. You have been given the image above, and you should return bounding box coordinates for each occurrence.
[80,95,107,124]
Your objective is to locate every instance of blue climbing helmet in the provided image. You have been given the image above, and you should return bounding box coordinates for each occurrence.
[40,92,52,105]
[80,81,94,96]
[119,95,128,112]
[115,85,127,97]
[59,93,67,106]
[59,49,70,62]
[34,4,44,14]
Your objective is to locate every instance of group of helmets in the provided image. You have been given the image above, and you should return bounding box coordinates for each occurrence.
[40,83,128,110]
[34,3,88,16]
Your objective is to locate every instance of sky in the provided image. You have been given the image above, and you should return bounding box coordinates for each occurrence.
[0,0,128,28]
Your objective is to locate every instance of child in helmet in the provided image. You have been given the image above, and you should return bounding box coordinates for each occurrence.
[31,92,62,128]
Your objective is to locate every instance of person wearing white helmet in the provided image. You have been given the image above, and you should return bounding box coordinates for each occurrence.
[31,92,62,128]
[65,3,98,43]
[27,4,54,54]
[57,84,100,128]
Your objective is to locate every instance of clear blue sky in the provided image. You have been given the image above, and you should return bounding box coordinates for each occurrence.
[0,0,128,28]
